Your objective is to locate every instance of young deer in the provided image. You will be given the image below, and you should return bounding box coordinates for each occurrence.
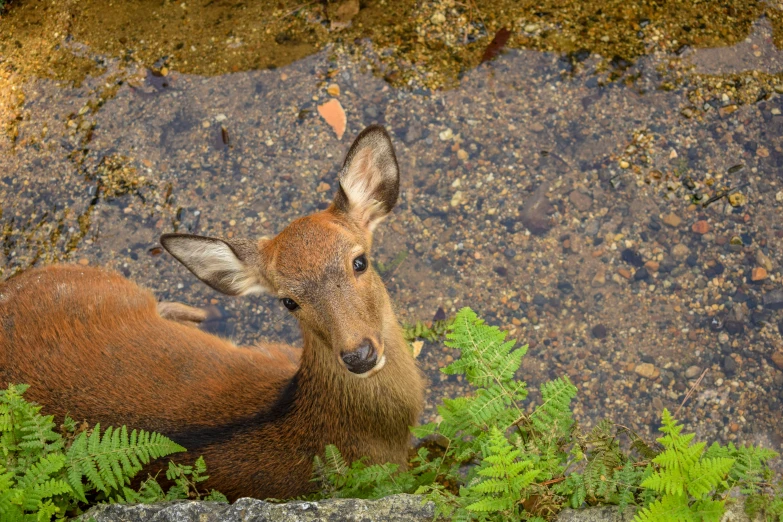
[0,125,424,501]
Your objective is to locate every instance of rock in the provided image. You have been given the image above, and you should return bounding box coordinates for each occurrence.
[450,191,463,207]
[569,190,593,212]
[685,365,702,379]
[80,495,435,522]
[644,260,659,272]
[692,220,710,234]
[662,213,682,227]
[724,320,744,335]
[592,324,607,339]
[326,84,340,97]
[519,184,553,236]
[723,355,738,375]
[621,249,644,267]
[317,99,347,140]
[772,351,783,371]
[672,243,690,259]
[763,289,783,310]
[751,267,768,281]
[438,128,453,141]
[591,270,606,287]
[316,182,331,193]
[730,422,740,433]
[633,267,650,281]
[327,0,360,30]
[635,363,660,380]
[617,268,632,280]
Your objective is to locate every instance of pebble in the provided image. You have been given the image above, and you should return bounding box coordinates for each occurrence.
[644,260,659,272]
[215,113,227,122]
[450,191,463,207]
[723,355,737,375]
[685,365,702,379]
[520,184,553,236]
[569,190,593,212]
[316,182,331,193]
[524,23,539,33]
[672,243,690,259]
[763,289,783,310]
[591,324,607,339]
[729,423,740,433]
[439,128,453,141]
[662,213,682,227]
[326,83,340,97]
[635,363,660,380]
[457,149,468,161]
[78,258,89,266]
[619,160,630,169]
[591,270,606,287]
[692,220,710,234]
[751,267,768,281]
[618,268,632,280]
[771,352,783,371]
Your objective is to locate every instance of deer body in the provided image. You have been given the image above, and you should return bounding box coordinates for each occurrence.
[0,126,424,500]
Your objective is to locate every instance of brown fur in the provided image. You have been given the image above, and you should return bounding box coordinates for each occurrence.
[0,126,424,501]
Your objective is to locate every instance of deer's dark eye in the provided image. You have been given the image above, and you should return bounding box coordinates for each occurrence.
[353,254,368,274]
[281,298,299,311]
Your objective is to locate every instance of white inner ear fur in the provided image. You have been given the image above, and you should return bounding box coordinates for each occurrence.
[169,239,266,296]
[340,148,391,231]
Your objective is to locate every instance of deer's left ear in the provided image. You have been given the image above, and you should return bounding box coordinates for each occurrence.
[332,125,400,232]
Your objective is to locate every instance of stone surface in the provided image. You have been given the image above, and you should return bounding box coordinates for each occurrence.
[772,351,783,371]
[763,289,783,310]
[520,183,554,236]
[80,495,435,522]
[634,363,660,379]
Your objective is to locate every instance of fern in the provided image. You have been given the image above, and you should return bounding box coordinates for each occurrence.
[309,309,782,522]
[0,383,222,520]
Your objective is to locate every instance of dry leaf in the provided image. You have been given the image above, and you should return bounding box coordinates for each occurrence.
[317,99,347,140]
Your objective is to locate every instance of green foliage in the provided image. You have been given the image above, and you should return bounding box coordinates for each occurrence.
[0,383,223,521]
[312,307,783,522]
[403,317,454,343]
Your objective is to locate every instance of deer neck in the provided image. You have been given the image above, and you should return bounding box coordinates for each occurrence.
[295,313,423,451]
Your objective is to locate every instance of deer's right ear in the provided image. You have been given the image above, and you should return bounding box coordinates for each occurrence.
[160,233,271,296]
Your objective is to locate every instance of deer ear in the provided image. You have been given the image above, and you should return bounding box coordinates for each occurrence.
[160,234,271,296]
[333,125,400,231]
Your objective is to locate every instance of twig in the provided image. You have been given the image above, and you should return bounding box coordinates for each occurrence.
[674,368,708,417]
[701,181,750,208]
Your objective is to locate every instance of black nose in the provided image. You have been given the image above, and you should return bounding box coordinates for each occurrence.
[340,339,378,374]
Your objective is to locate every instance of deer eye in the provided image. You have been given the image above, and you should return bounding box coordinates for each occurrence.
[281,298,299,311]
[353,254,368,274]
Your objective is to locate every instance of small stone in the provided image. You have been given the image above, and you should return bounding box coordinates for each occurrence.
[530,122,545,132]
[634,267,650,281]
[722,355,737,375]
[569,191,593,212]
[763,289,783,310]
[621,248,644,267]
[619,160,630,169]
[215,113,227,122]
[592,324,607,339]
[644,260,659,272]
[718,104,738,117]
[692,220,710,234]
[78,258,89,266]
[326,83,340,97]
[618,268,632,280]
[729,422,740,433]
[724,320,744,335]
[771,351,783,370]
[662,213,682,227]
[775,84,783,94]
[439,128,453,141]
[450,191,463,207]
[411,341,423,358]
[672,243,690,259]
[635,363,660,380]
[591,270,606,287]
[430,12,446,24]
[757,146,770,158]
[457,149,468,161]
[685,366,702,379]
[751,267,768,281]
[728,193,745,207]
[316,182,331,193]
[524,23,539,33]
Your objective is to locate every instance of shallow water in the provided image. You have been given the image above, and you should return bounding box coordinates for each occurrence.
[2,4,783,462]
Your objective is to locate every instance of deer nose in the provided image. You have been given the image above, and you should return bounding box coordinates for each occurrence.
[340,339,378,374]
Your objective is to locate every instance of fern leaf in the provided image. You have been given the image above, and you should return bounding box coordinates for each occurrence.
[686,457,734,497]
[633,492,693,522]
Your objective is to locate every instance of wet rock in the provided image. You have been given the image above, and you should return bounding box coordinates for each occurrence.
[772,351,783,371]
[519,184,553,236]
[723,355,738,376]
[686,254,699,267]
[692,220,710,234]
[763,289,783,310]
[635,363,660,380]
[662,213,682,227]
[621,248,644,267]
[557,280,574,294]
[634,267,650,281]
[401,124,423,145]
[568,190,593,212]
[704,261,725,278]
[724,320,744,335]
[751,267,768,281]
[592,324,607,339]
[671,243,690,260]
[685,365,702,379]
[80,495,435,522]
[503,248,516,259]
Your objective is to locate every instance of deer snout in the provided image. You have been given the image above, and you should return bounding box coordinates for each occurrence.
[340,338,384,376]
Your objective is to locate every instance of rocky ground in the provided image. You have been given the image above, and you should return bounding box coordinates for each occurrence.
[1,1,783,465]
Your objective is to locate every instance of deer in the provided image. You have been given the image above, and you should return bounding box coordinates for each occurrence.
[0,125,424,501]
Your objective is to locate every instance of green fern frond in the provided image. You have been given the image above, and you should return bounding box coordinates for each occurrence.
[529,376,578,435]
[634,493,693,522]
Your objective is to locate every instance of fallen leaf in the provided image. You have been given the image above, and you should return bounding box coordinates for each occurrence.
[317,99,347,140]
[481,28,511,64]
[411,341,424,358]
